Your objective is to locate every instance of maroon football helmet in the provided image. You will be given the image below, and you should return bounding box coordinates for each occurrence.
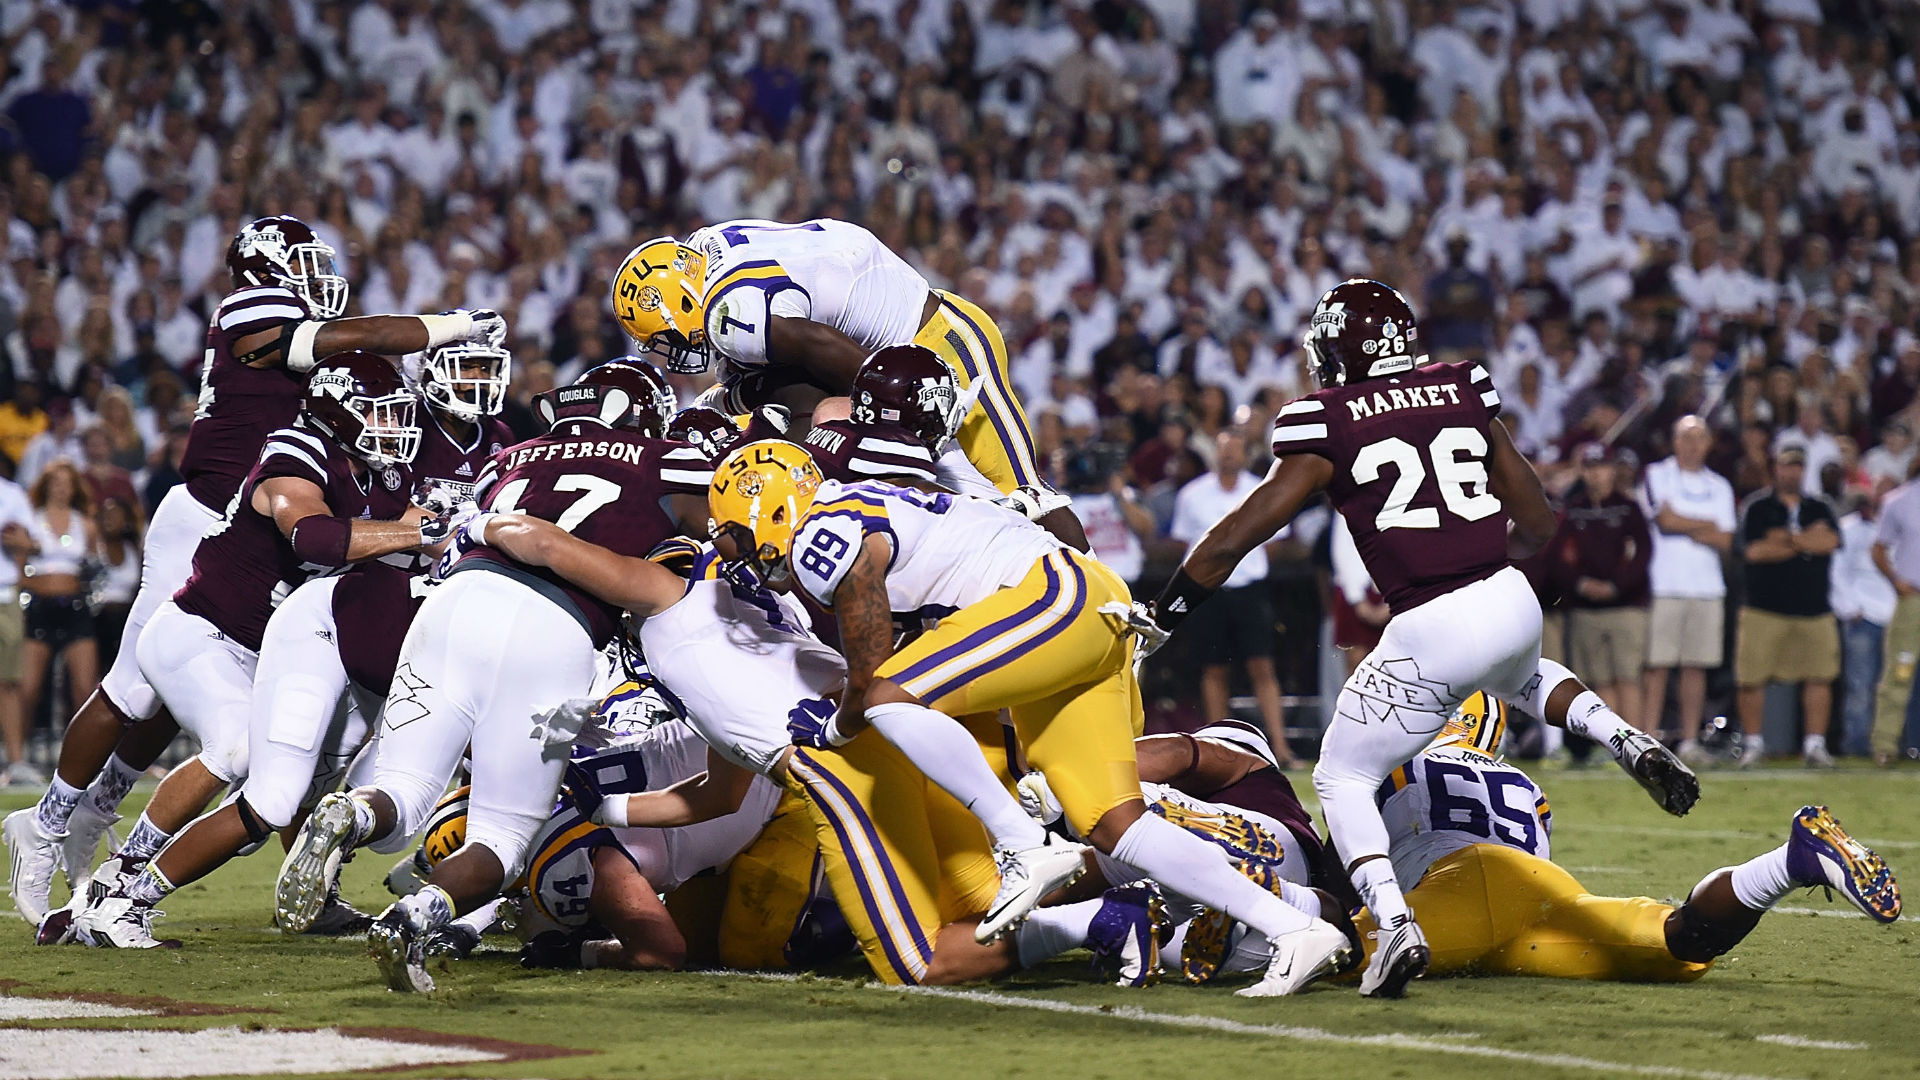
[1302,278,1422,389]
[667,405,743,462]
[850,344,969,450]
[227,216,348,319]
[302,351,420,467]
[534,357,677,435]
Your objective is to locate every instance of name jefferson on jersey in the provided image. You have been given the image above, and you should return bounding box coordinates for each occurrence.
[1268,361,1508,614]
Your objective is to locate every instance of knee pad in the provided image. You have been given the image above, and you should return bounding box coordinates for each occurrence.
[234,794,274,846]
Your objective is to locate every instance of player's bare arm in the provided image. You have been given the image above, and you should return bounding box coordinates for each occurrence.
[765,315,866,392]
[253,475,433,562]
[1485,418,1556,559]
[1135,734,1264,793]
[581,849,688,971]
[601,749,758,829]
[476,513,685,616]
[827,534,900,736]
[233,311,498,371]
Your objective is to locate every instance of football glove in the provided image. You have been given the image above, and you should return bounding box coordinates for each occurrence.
[787,696,852,749]
[419,497,479,547]
[993,484,1073,522]
[465,308,508,348]
[563,757,608,824]
[1100,600,1171,670]
[431,511,496,579]
[530,697,598,759]
[520,929,587,969]
[1016,772,1063,829]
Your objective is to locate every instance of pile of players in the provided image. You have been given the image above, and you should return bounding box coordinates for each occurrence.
[3,216,1901,1000]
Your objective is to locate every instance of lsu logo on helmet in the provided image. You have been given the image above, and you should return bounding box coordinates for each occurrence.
[1436,691,1508,756]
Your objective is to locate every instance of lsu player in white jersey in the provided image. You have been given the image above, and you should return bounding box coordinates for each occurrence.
[711,441,1353,997]
[438,493,1031,987]
[609,220,1085,547]
[1340,693,1902,981]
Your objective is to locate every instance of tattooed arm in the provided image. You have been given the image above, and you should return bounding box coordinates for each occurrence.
[831,533,899,738]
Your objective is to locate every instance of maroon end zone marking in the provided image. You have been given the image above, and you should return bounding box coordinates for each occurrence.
[332,1027,596,1068]
[0,979,266,1017]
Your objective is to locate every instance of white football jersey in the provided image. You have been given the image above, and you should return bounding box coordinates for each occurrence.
[637,548,846,776]
[593,719,782,894]
[689,219,930,372]
[790,478,1062,622]
[1378,745,1553,887]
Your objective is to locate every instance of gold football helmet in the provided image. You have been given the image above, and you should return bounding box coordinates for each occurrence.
[1435,691,1509,756]
[708,440,822,581]
[611,237,708,373]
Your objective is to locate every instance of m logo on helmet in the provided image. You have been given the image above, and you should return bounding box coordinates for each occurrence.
[237,222,289,261]
[308,368,355,401]
[916,378,957,420]
[1312,301,1347,338]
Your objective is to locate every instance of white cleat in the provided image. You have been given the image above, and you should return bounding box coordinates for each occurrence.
[976,839,1088,943]
[1237,919,1354,998]
[1359,915,1430,998]
[4,807,64,925]
[276,794,359,933]
[72,895,180,949]
[61,800,120,901]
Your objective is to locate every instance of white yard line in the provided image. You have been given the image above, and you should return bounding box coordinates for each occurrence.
[1772,905,1871,919]
[1577,824,1919,851]
[703,972,1806,1080]
[1754,1035,1868,1051]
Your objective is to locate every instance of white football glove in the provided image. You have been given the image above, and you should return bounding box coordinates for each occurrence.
[1016,772,1063,829]
[530,697,599,759]
[1100,600,1171,676]
[994,484,1072,522]
[465,308,508,348]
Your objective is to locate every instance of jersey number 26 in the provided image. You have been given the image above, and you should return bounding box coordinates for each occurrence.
[1352,426,1500,531]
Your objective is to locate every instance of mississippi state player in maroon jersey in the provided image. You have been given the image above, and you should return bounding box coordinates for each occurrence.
[65,353,439,948]
[273,359,713,985]
[6,215,506,926]
[1130,280,1696,999]
[62,346,521,944]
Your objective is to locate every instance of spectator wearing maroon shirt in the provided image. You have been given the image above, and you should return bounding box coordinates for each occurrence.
[1555,444,1654,744]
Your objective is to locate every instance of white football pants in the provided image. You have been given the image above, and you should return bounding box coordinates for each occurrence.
[365,570,595,881]
[100,486,220,720]
[137,601,259,783]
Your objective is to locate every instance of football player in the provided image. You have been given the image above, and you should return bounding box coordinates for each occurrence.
[723,441,1352,997]
[610,219,1086,547]
[1123,279,1697,997]
[5,216,503,925]
[65,352,438,947]
[1343,694,1900,979]
[461,489,1020,989]
[270,359,711,990]
[53,343,517,942]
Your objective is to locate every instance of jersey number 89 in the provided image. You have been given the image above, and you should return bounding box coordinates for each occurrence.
[797,528,850,581]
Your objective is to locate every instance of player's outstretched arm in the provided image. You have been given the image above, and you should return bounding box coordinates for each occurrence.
[766,316,867,393]
[827,535,898,738]
[254,476,433,564]
[598,749,759,829]
[1135,733,1264,793]
[1151,453,1332,632]
[1485,419,1557,560]
[233,310,503,372]
[475,513,686,617]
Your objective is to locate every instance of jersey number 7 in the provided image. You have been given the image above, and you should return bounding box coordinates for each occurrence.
[489,474,621,532]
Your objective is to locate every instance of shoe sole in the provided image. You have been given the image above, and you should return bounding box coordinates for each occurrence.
[4,810,58,925]
[1361,943,1430,999]
[276,796,355,933]
[1796,806,1901,923]
[369,922,434,993]
[35,908,75,946]
[976,849,1087,944]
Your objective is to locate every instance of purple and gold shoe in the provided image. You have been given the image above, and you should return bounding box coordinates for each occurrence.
[1786,805,1901,923]
[1087,884,1171,988]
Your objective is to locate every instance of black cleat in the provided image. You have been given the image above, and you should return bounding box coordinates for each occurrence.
[1614,728,1700,816]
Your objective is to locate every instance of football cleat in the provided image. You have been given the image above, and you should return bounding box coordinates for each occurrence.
[385,850,431,897]
[35,906,76,946]
[72,895,181,949]
[1179,908,1237,985]
[276,793,361,933]
[977,839,1088,944]
[4,807,64,925]
[304,887,375,936]
[422,921,482,960]
[88,853,145,905]
[1612,728,1700,816]
[1086,884,1171,987]
[368,905,435,992]
[1786,805,1901,923]
[1239,919,1354,998]
[1358,914,1429,998]
[61,800,120,901]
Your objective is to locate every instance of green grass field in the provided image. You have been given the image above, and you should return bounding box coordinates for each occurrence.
[3,767,1918,1080]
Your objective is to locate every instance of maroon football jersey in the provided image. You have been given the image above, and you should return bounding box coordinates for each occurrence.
[332,415,512,694]
[802,419,937,485]
[1269,361,1508,613]
[179,286,313,511]
[453,425,713,647]
[175,422,415,652]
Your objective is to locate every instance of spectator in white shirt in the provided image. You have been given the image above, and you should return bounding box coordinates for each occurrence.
[1861,421,1915,489]
[1640,415,1736,758]
[1155,307,1228,383]
[1212,10,1299,130]
[0,473,32,784]
[1169,428,1296,765]
[1566,200,1640,321]
[1833,482,1899,756]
